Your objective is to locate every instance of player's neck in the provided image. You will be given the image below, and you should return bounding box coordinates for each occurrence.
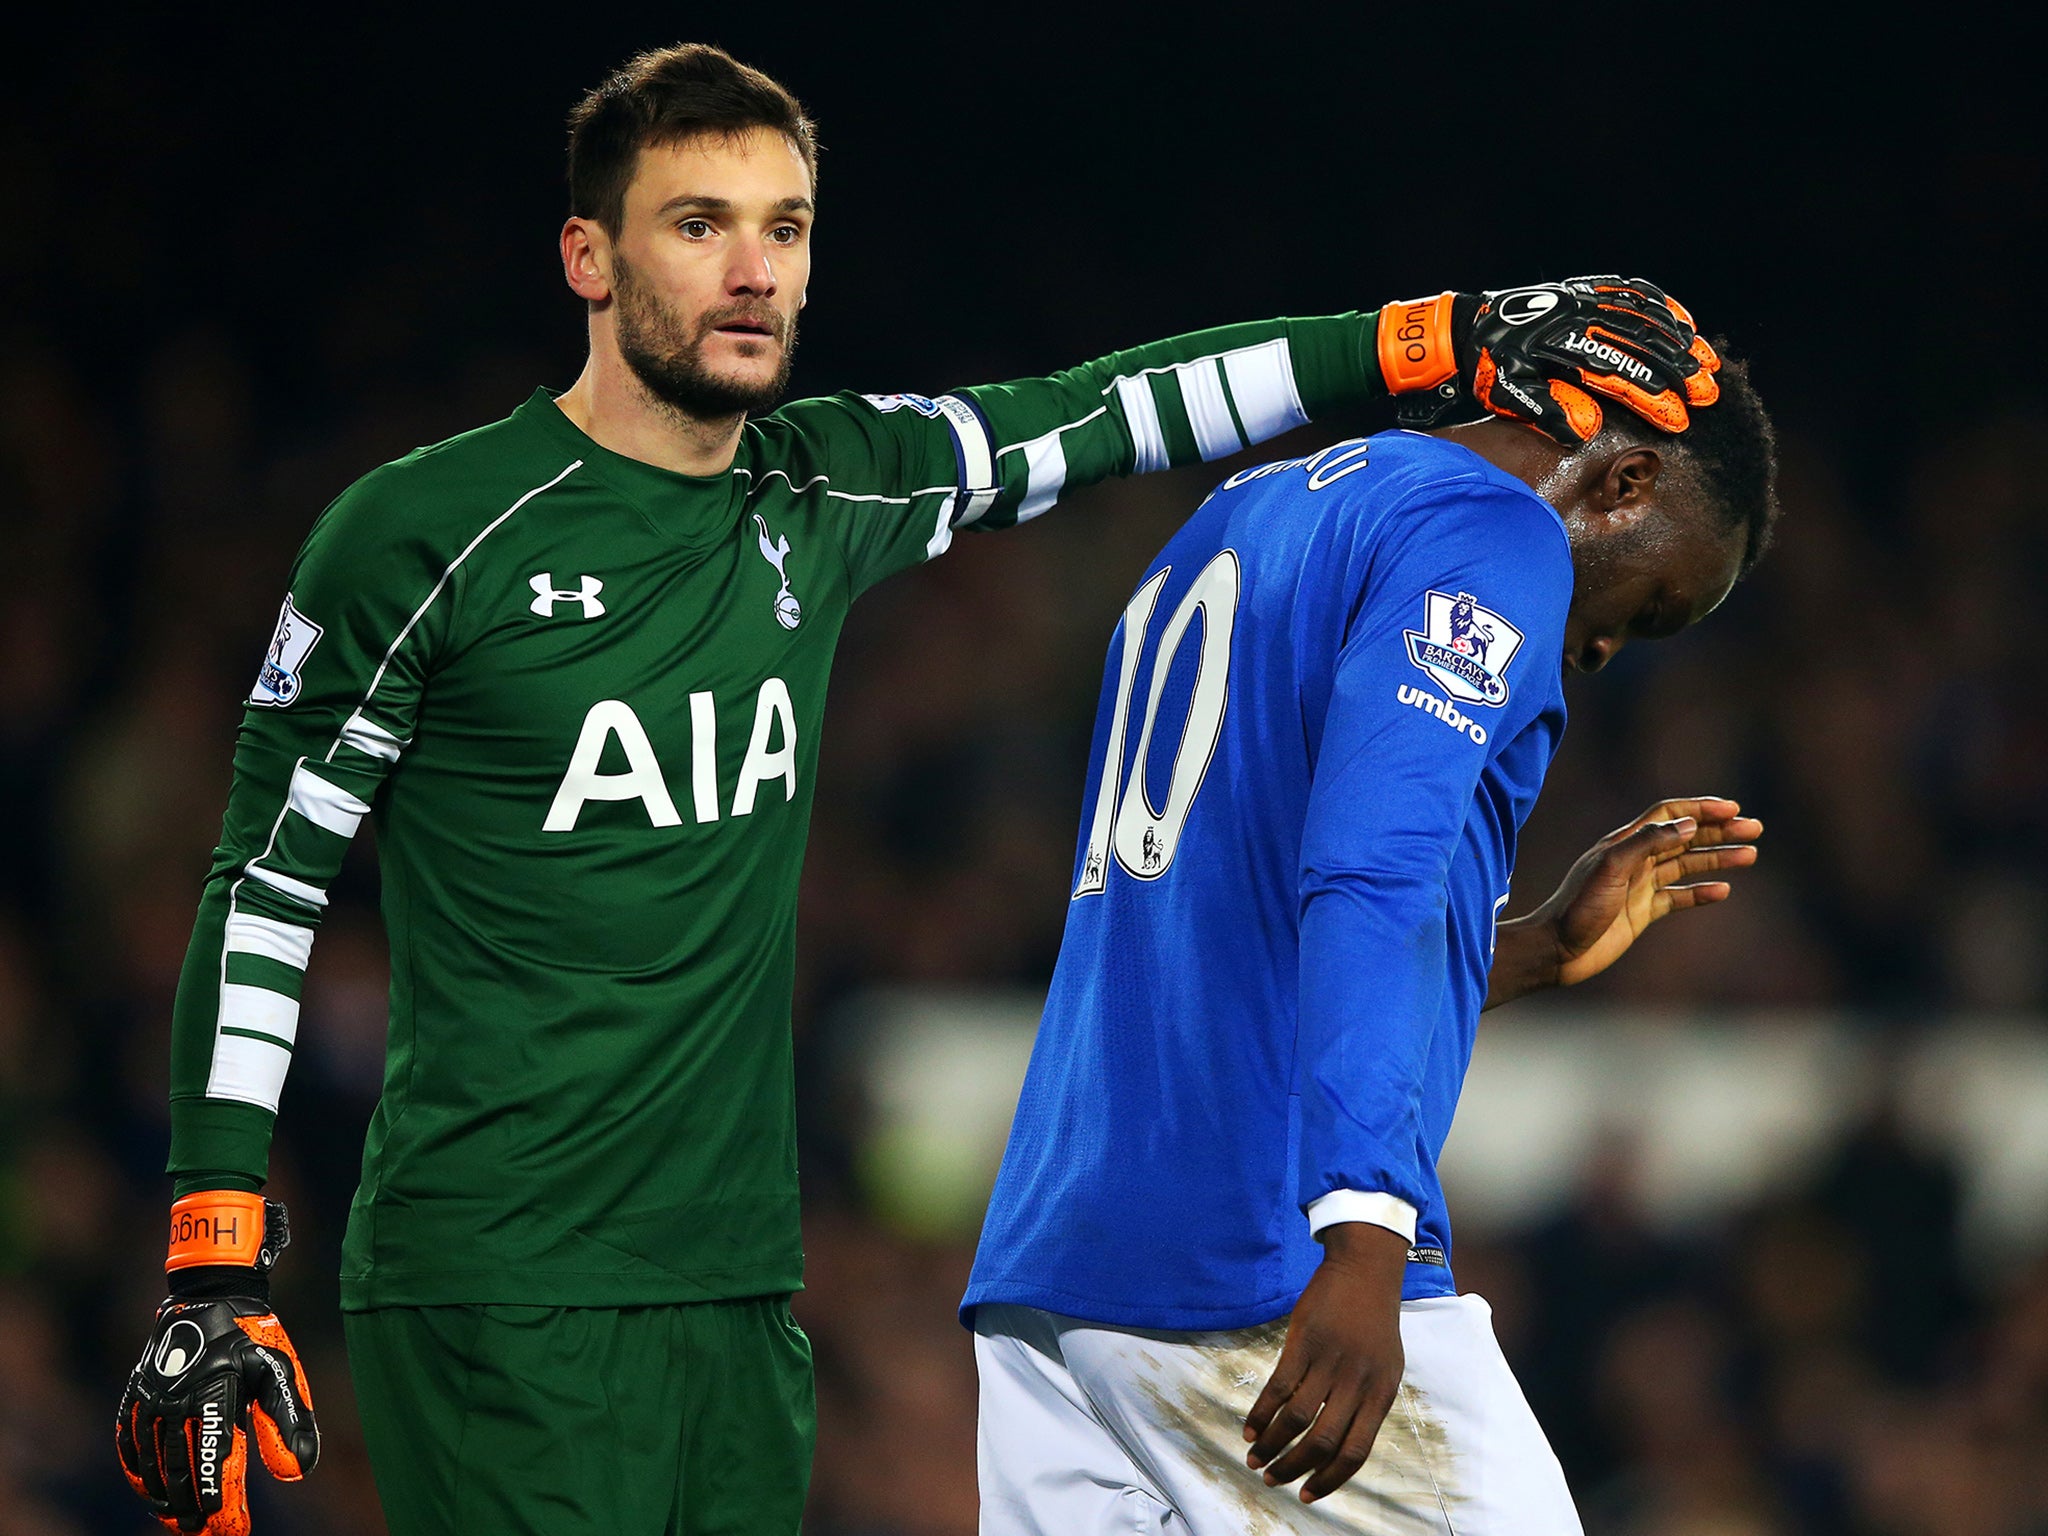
[554,353,746,478]
[1427,420,1568,495]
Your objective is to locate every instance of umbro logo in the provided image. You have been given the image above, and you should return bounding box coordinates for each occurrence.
[529,573,606,619]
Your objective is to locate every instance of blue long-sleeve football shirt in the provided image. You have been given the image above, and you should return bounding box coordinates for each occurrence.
[963,431,1573,1330]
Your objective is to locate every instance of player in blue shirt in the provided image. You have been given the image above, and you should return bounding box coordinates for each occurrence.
[966,295,1777,1533]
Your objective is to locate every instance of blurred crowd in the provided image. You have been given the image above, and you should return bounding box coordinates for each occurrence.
[6,300,2048,1534]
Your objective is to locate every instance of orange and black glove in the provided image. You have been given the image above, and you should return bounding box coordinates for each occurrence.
[1377,276,1722,445]
[117,1193,320,1535]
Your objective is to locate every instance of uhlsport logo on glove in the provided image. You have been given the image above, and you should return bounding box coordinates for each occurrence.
[1492,288,1561,326]
[1405,590,1523,707]
[197,1396,226,1499]
[152,1318,205,1379]
[1559,329,1656,384]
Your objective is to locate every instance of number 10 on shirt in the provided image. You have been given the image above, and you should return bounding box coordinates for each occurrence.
[1074,549,1241,897]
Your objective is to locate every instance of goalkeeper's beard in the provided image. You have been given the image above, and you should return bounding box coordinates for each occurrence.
[612,254,798,421]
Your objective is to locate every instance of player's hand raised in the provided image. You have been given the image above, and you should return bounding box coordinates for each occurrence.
[1378,277,1723,445]
[1531,796,1763,991]
[1242,1220,1408,1504]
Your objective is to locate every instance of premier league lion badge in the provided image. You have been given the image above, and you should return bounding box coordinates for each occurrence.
[1404,590,1522,707]
[859,392,942,418]
[249,594,325,708]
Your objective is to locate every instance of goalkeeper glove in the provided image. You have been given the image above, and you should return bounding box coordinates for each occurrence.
[1377,276,1723,445]
[117,1192,320,1536]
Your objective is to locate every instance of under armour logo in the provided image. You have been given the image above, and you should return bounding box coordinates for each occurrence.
[529,573,606,619]
[753,515,802,630]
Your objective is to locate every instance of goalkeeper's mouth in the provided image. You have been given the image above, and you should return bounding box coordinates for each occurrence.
[707,309,784,345]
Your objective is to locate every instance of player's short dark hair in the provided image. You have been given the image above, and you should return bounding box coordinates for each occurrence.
[567,44,819,237]
[1613,343,1780,577]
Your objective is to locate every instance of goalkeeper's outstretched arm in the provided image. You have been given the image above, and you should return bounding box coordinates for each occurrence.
[777,278,1721,588]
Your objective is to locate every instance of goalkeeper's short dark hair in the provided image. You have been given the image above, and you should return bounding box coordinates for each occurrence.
[567,44,819,238]
[1613,343,1780,577]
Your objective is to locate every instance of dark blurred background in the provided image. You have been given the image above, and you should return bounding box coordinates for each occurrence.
[5,10,2046,1533]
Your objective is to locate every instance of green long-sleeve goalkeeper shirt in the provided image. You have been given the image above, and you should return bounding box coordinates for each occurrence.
[165,313,1389,1308]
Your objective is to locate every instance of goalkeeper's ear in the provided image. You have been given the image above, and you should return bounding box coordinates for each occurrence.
[562,214,618,306]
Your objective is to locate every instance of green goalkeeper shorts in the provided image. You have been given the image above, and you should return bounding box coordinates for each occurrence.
[343,1296,815,1535]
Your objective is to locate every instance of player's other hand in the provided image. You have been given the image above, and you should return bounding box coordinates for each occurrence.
[1377,277,1722,445]
[1529,796,1763,991]
[117,1194,319,1535]
[1243,1220,1408,1504]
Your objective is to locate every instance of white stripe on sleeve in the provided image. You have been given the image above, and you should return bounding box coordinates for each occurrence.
[225,912,315,971]
[1221,338,1309,444]
[286,763,372,839]
[1017,430,1069,523]
[1114,375,1168,474]
[219,983,302,1048]
[1175,359,1243,462]
[926,492,958,560]
[339,711,404,762]
[205,1033,295,1112]
[205,984,303,1110]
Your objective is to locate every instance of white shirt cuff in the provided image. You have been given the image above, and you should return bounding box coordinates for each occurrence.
[1306,1189,1419,1244]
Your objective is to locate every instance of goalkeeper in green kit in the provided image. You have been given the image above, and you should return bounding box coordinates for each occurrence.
[113,41,1726,1536]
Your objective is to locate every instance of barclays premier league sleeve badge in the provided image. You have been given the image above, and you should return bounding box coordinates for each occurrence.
[1404,590,1523,707]
[859,392,943,418]
[249,594,325,708]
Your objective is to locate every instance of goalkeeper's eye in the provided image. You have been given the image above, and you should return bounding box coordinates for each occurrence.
[678,218,714,240]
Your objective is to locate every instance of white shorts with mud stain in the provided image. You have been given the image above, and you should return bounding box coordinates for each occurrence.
[973,1295,1581,1535]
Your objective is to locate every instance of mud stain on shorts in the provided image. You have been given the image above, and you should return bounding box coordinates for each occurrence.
[1123,1320,1464,1534]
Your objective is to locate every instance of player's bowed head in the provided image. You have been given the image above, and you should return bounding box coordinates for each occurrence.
[1433,345,1779,679]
